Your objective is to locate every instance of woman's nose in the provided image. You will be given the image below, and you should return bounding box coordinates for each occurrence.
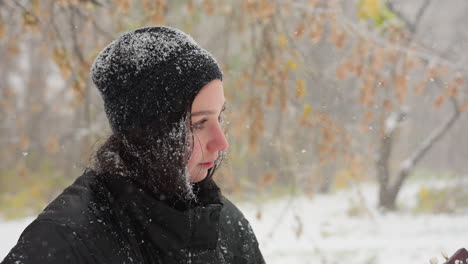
[207,124,229,152]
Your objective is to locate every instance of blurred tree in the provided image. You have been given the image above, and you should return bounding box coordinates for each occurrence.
[338,0,466,209]
[1,0,467,217]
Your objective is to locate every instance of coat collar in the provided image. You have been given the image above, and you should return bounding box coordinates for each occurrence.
[98,173,223,250]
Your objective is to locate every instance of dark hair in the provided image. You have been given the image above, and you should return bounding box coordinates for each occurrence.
[89,98,225,208]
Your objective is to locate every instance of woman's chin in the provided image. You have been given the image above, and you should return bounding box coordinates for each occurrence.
[190,169,208,183]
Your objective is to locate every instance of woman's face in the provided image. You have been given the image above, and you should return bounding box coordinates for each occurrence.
[187,79,229,183]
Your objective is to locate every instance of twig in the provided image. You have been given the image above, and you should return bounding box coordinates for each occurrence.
[69,6,89,67]
[72,5,114,41]
[263,191,296,243]
[393,96,461,194]
[9,0,41,24]
[386,0,432,34]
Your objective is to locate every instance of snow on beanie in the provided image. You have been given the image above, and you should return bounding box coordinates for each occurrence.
[91,26,223,136]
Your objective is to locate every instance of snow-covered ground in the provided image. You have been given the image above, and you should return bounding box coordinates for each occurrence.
[242,181,468,264]
[1,181,467,263]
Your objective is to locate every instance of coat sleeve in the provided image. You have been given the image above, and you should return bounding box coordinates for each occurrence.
[1,219,95,264]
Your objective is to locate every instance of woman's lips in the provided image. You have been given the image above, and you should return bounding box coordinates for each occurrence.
[200,161,214,168]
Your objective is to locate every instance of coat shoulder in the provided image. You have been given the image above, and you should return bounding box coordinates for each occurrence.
[37,170,109,228]
[2,218,95,263]
[2,170,128,264]
[219,196,257,242]
[219,196,244,220]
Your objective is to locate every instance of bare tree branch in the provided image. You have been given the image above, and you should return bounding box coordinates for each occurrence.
[72,5,114,41]
[9,0,41,24]
[412,0,432,32]
[69,6,87,66]
[385,1,413,31]
[386,0,432,34]
[393,96,461,194]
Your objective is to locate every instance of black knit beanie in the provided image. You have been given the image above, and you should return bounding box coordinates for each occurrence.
[91,26,223,136]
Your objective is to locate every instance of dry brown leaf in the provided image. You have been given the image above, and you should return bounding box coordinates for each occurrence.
[31,103,42,114]
[20,134,30,150]
[266,87,274,107]
[22,11,39,33]
[58,0,68,8]
[256,209,262,220]
[296,79,306,99]
[308,0,320,8]
[294,23,306,39]
[18,166,29,178]
[0,98,13,113]
[0,16,5,40]
[53,48,72,80]
[336,61,347,80]
[372,48,386,71]
[16,118,25,128]
[386,50,398,63]
[286,59,298,71]
[453,74,464,87]
[45,136,60,154]
[357,41,369,55]
[235,78,244,91]
[427,66,438,79]
[309,19,323,44]
[459,102,468,112]
[7,38,20,56]
[433,95,445,109]
[278,35,287,49]
[70,79,85,103]
[394,74,408,104]
[383,99,393,112]
[254,79,267,87]
[414,80,427,95]
[394,75,407,89]
[403,56,419,70]
[359,79,375,106]
[260,171,277,187]
[301,104,313,121]
[150,11,165,25]
[222,4,233,15]
[445,85,459,98]
[363,110,373,122]
[248,103,264,152]
[295,215,303,239]
[116,0,130,13]
[203,0,215,16]
[187,0,194,13]
[357,64,365,77]
[337,32,347,49]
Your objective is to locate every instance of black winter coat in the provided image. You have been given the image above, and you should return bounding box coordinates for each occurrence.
[1,171,265,264]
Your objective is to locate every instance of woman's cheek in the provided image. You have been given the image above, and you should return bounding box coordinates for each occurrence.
[187,136,201,169]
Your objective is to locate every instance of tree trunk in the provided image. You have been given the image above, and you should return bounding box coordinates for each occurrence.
[378,99,461,210]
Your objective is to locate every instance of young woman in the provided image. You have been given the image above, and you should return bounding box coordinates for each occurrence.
[2,26,265,264]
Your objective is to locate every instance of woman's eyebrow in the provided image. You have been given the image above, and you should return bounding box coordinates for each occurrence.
[191,110,217,116]
[191,102,226,117]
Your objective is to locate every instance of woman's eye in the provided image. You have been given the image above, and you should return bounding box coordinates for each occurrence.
[192,119,207,130]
